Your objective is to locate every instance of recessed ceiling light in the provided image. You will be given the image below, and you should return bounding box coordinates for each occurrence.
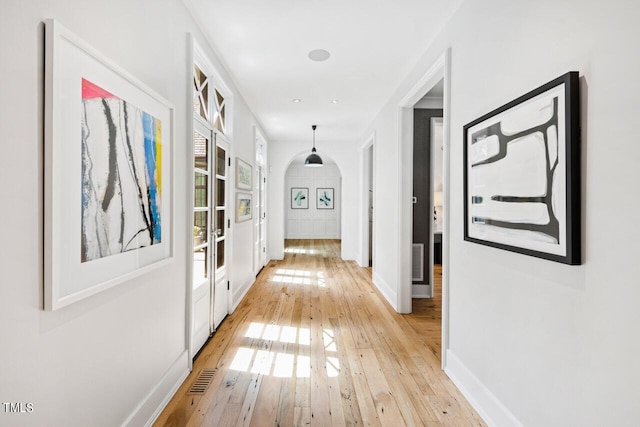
[331,99,339,104]
[308,49,330,62]
[292,99,301,103]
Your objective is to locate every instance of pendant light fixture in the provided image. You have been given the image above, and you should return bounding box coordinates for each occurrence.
[304,124,323,167]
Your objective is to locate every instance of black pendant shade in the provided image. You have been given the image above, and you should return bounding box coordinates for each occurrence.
[304,125,323,167]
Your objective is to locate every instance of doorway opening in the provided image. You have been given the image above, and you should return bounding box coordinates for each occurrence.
[283,154,342,241]
[411,85,444,359]
[411,100,443,300]
[360,137,375,268]
[398,49,451,367]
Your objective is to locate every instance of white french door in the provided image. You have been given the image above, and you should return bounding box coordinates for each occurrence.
[191,44,233,358]
[253,166,267,274]
[212,133,229,329]
[191,125,229,356]
[258,167,267,269]
[192,121,213,355]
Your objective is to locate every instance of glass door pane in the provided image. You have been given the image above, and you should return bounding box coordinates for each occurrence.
[193,129,211,289]
[193,65,209,121]
[214,143,226,270]
[212,132,229,329]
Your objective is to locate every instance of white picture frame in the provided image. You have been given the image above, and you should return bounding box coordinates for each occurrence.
[44,19,174,310]
[236,192,252,222]
[236,157,252,190]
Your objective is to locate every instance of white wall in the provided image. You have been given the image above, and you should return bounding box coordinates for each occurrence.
[285,161,341,239]
[362,0,640,426]
[0,1,262,425]
[230,104,269,308]
[268,141,358,261]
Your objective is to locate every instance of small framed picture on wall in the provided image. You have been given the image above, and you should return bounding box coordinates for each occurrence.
[236,157,252,191]
[317,188,334,209]
[291,187,309,209]
[236,192,252,222]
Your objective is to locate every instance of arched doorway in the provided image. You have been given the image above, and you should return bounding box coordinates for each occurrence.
[283,153,342,241]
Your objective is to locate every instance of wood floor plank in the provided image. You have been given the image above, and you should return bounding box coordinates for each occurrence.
[338,318,381,426]
[155,240,486,427]
[327,318,364,426]
[359,348,405,426]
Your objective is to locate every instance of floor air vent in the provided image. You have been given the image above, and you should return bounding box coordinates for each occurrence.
[187,369,216,395]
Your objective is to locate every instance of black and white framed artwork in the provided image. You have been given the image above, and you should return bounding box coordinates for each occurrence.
[463,71,581,265]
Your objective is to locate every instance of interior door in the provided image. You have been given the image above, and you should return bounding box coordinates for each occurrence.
[253,165,260,274]
[212,132,229,329]
[253,165,267,274]
[192,122,213,355]
[259,167,267,269]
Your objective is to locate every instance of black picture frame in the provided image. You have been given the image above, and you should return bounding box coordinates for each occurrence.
[291,187,309,209]
[463,71,581,265]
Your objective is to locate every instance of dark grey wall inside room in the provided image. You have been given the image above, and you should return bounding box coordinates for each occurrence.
[412,108,442,285]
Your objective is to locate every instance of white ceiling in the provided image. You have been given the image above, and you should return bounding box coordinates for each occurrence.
[185,0,462,145]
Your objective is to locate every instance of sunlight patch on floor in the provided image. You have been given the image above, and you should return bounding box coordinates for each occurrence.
[285,248,317,255]
[271,268,314,285]
[232,323,340,378]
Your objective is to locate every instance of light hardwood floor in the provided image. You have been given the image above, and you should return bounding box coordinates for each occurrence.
[155,240,485,427]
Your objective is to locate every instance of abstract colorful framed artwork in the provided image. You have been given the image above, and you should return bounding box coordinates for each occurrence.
[236,192,252,223]
[44,20,174,310]
[463,72,580,265]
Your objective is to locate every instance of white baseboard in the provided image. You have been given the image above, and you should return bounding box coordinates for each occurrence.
[122,350,190,427]
[444,350,524,427]
[372,271,397,311]
[231,276,255,312]
[412,284,430,298]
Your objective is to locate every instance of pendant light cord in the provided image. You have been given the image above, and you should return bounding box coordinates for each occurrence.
[312,125,317,150]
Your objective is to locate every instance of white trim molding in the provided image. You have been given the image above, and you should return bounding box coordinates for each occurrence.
[231,276,255,312]
[372,271,397,311]
[124,350,190,427]
[445,350,525,427]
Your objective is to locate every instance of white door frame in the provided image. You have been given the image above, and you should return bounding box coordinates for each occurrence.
[359,133,375,268]
[186,35,195,369]
[397,48,451,368]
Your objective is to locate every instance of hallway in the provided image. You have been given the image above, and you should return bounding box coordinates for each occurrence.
[156,240,484,426]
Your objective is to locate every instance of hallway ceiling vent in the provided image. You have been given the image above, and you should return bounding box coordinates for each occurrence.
[304,124,323,167]
[308,49,330,62]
